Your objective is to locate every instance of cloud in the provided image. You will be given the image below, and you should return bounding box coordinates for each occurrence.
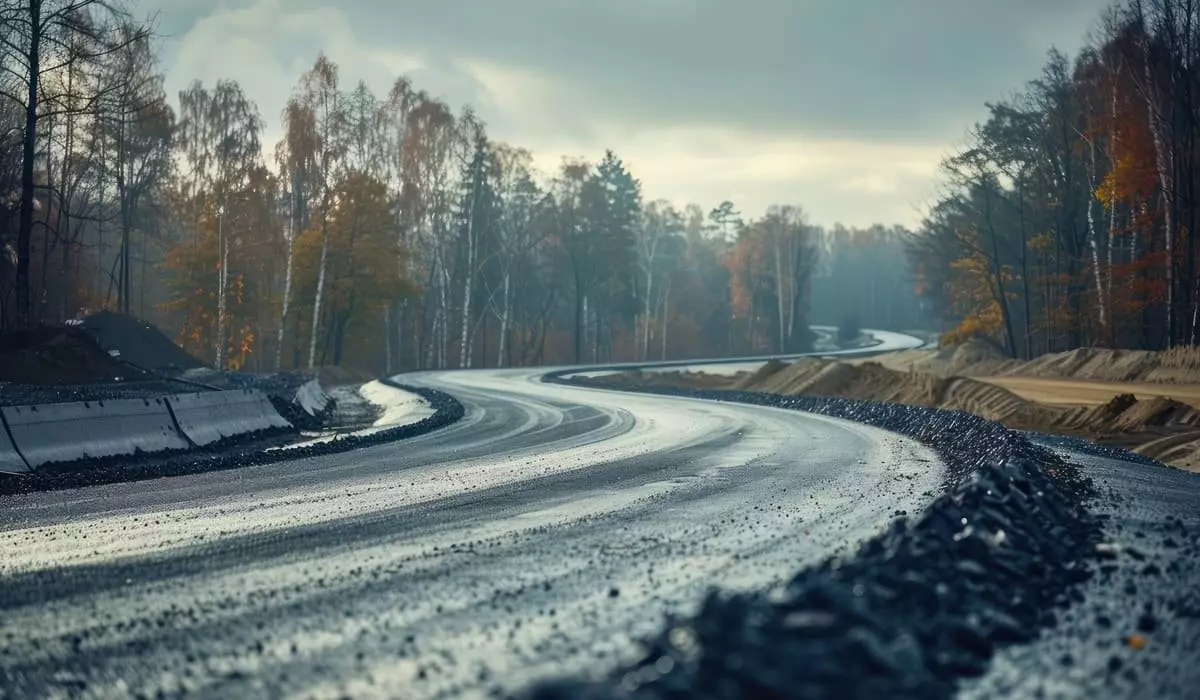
[146,0,1112,227]
[157,0,426,146]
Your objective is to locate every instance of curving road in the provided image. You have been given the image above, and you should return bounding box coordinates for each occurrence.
[0,367,943,699]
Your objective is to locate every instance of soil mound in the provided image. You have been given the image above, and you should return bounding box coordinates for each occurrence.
[850,335,1200,386]
[753,358,831,394]
[848,338,1018,377]
[740,357,1057,428]
[0,326,144,385]
[730,359,786,390]
[80,311,206,372]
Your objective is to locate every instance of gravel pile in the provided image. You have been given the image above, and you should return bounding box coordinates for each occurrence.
[530,374,1103,699]
[79,312,206,371]
[0,326,142,386]
[0,378,206,407]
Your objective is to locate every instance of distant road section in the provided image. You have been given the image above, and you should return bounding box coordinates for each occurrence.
[568,326,927,379]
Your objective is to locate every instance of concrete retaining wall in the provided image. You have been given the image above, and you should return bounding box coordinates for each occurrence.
[294,379,330,416]
[167,389,292,447]
[2,398,190,468]
[0,418,29,474]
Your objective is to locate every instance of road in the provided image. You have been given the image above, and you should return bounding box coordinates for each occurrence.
[0,368,943,700]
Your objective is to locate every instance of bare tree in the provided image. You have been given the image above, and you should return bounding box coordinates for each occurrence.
[0,0,151,328]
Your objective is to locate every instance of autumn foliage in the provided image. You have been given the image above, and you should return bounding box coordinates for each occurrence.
[913,1,1200,355]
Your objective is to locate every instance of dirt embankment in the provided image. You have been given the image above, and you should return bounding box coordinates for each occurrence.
[860,340,1200,384]
[620,342,1200,472]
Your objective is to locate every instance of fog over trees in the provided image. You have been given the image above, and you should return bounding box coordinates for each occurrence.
[4,1,1195,372]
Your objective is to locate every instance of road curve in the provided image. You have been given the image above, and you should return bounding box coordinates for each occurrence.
[0,367,942,699]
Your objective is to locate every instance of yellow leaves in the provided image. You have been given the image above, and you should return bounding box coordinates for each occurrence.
[950,256,986,274]
[1096,167,1121,211]
[1029,232,1056,253]
[943,299,1006,347]
[942,240,1015,347]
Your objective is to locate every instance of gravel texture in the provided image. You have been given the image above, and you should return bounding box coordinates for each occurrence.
[530,373,1105,699]
[1021,432,1167,469]
[961,444,1200,699]
[0,378,196,406]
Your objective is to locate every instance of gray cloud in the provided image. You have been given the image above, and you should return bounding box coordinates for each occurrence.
[144,0,1113,226]
[322,0,1109,140]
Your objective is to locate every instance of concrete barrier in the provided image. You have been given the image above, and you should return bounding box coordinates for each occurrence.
[1,398,190,469]
[167,389,292,447]
[0,415,30,474]
[294,379,330,416]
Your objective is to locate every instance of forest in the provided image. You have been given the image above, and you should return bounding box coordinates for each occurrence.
[0,0,926,373]
[916,0,1200,357]
[8,2,1200,374]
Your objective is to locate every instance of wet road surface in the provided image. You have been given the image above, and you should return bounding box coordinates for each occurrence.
[0,368,942,699]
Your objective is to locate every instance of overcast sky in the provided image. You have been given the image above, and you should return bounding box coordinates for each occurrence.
[141,0,1112,228]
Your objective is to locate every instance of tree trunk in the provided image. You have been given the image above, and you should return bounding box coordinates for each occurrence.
[773,222,786,353]
[396,301,407,370]
[983,186,1018,357]
[308,213,329,368]
[1107,76,1119,342]
[215,210,228,369]
[437,260,449,368]
[458,219,476,368]
[660,278,671,360]
[642,270,654,361]
[60,221,72,320]
[15,0,42,329]
[573,273,585,363]
[497,269,511,367]
[1143,33,1177,346]
[1017,179,1033,359]
[1084,135,1109,339]
[276,192,296,371]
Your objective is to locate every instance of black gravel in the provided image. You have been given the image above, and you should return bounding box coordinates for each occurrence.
[1021,432,1166,469]
[960,445,1200,699]
[0,380,464,495]
[0,378,198,407]
[527,373,1104,700]
[79,311,207,371]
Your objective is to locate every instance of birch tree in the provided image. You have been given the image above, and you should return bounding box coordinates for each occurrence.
[294,54,344,369]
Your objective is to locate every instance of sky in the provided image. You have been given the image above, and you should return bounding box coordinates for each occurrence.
[140,0,1112,229]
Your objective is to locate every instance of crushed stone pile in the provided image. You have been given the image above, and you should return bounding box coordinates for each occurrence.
[80,311,206,372]
[0,326,146,385]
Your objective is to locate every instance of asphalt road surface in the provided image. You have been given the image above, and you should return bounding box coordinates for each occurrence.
[0,369,943,700]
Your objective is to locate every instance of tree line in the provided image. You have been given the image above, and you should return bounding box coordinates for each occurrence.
[912,0,1200,356]
[0,1,927,372]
